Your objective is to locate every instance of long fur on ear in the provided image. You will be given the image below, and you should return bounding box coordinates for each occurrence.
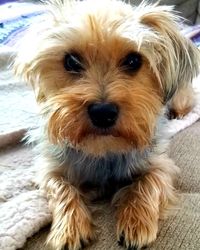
[13,19,48,100]
[13,8,61,102]
[137,3,200,102]
[13,0,78,103]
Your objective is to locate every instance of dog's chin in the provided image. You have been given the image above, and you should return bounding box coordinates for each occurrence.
[75,132,133,157]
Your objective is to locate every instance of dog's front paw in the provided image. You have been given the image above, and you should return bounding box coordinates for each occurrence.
[47,207,95,250]
[116,203,158,250]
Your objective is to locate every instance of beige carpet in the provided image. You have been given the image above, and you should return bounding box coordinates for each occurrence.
[20,121,200,250]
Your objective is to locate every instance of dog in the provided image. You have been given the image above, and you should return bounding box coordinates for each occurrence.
[14,0,200,249]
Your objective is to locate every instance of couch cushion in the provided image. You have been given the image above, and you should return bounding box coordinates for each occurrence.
[170,122,200,193]
[177,0,199,24]
[195,1,200,24]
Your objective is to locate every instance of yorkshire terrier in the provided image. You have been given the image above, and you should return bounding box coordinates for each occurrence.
[14,0,200,249]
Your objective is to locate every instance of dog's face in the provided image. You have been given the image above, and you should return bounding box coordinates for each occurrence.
[14,0,199,156]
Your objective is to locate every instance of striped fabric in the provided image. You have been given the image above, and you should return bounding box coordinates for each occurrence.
[0,2,44,46]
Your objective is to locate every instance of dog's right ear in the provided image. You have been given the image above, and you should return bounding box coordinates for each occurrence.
[13,5,59,103]
[13,0,76,103]
[13,26,46,102]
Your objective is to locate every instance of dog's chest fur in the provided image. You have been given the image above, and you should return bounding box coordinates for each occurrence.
[51,146,152,199]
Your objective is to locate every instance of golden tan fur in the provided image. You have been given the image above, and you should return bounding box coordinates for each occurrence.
[43,171,96,249]
[13,0,200,249]
[113,155,179,248]
[46,59,162,155]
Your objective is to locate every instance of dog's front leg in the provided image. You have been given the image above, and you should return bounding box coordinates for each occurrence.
[42,171,95,250]
[113,155,179,250]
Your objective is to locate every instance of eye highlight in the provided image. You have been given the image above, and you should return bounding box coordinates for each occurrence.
[64,53,84,73]
[121,52,142,73]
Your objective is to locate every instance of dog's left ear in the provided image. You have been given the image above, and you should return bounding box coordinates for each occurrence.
[139,4,200,102]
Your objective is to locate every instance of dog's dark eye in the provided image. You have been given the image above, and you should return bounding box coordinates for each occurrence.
[64,53,84,73]
[121,52,142,72]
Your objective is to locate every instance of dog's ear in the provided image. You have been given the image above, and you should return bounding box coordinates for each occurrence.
[13,1,68,103]
[13,9,57,103]
[138,4,200,102]
[13,27,47,103]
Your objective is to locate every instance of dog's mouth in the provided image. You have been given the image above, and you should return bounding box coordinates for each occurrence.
[86,127,121,137]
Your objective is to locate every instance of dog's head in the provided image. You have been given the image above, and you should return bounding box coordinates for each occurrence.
[14,0,199,156]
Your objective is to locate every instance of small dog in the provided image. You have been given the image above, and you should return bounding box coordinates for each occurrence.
[14,0,200,249]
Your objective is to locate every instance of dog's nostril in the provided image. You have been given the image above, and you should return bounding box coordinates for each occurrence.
[87,102,119,128]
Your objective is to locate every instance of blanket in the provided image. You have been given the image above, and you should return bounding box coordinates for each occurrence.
[0,2,200,250]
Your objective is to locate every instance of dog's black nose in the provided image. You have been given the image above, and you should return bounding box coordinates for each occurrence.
[88,102,119,128]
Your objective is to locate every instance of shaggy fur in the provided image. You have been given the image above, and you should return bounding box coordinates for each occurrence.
[14,0,200,249]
